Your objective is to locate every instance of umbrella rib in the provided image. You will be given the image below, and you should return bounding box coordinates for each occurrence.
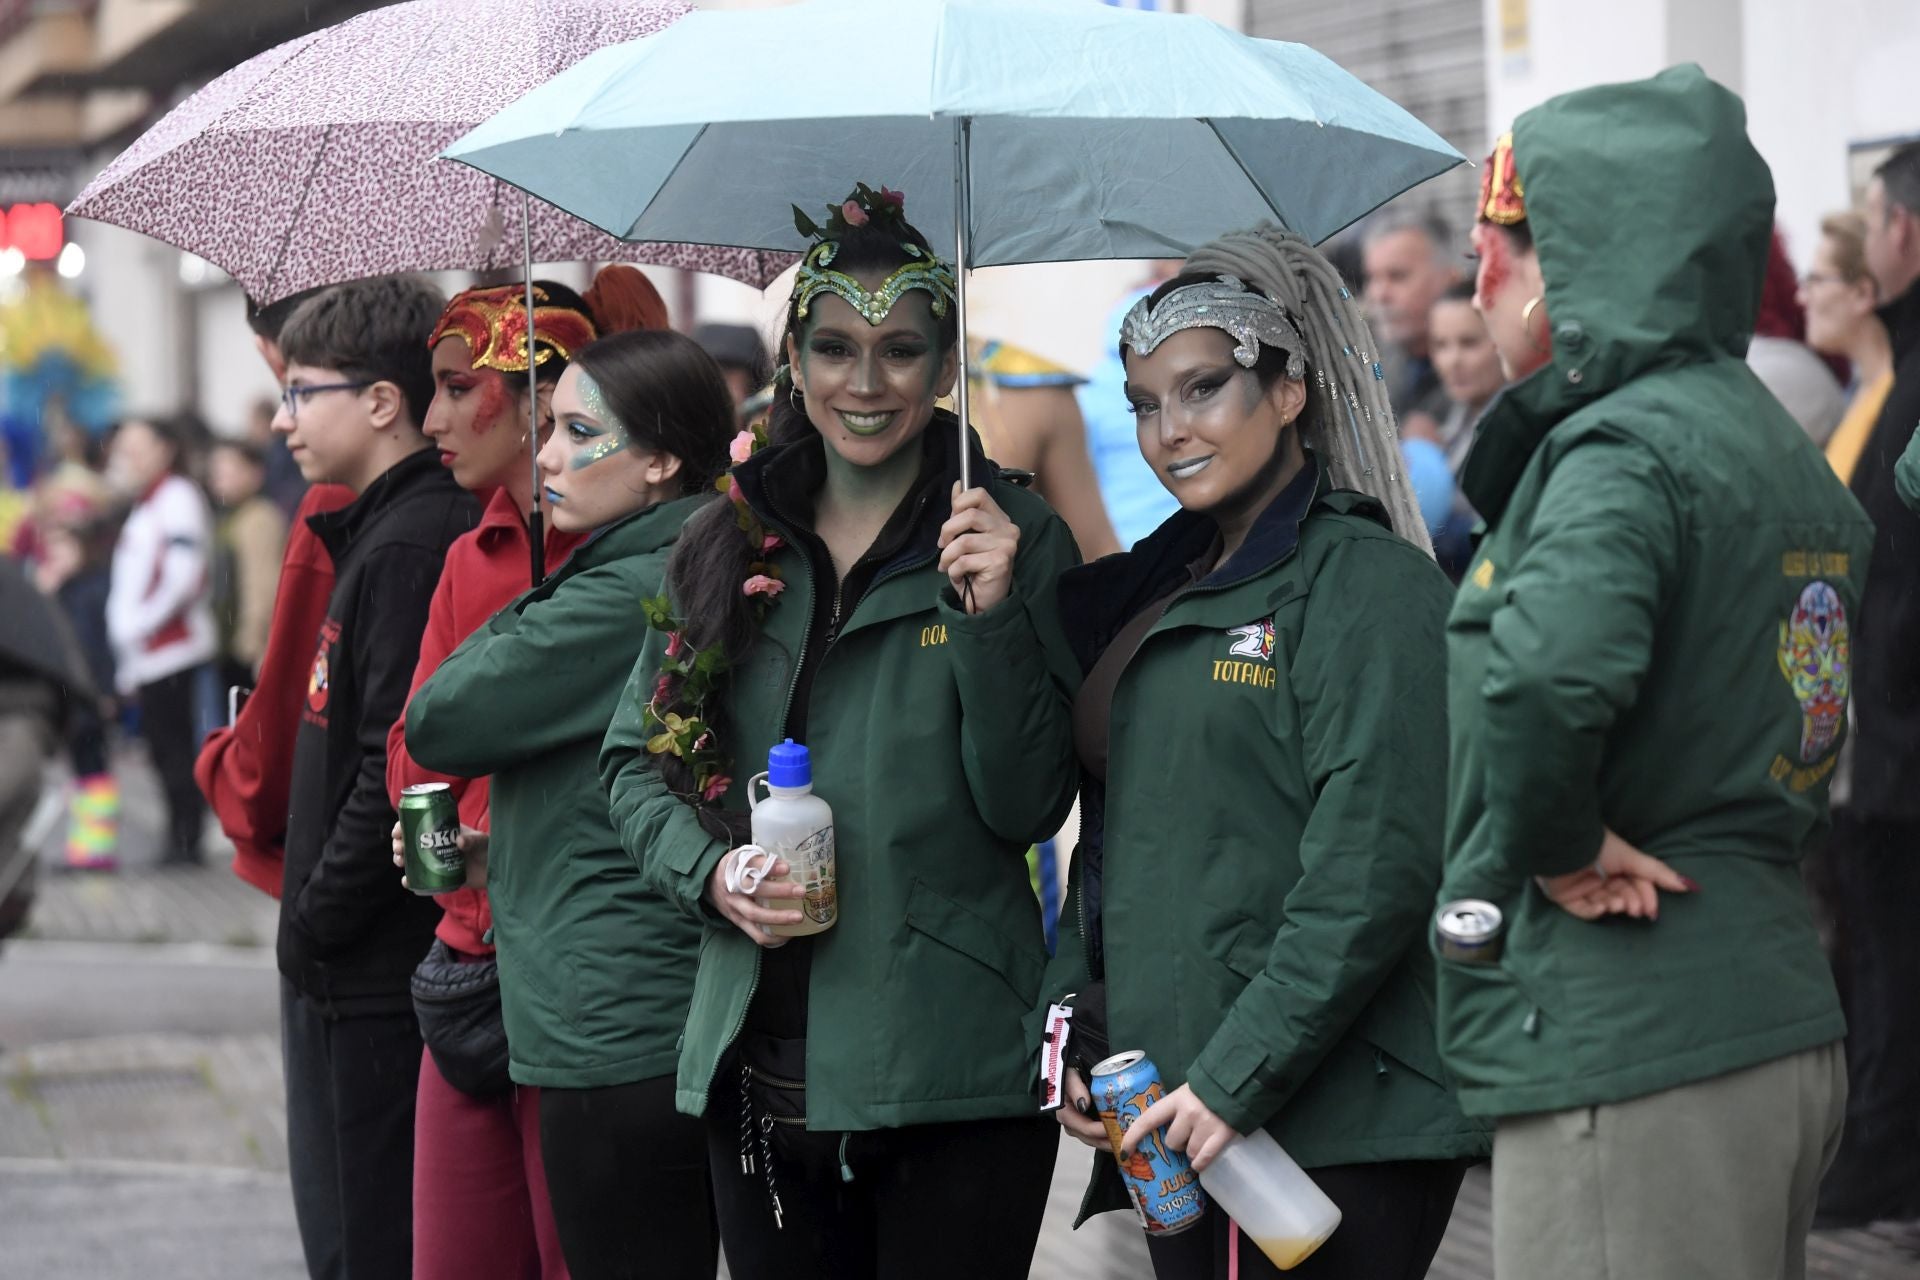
[619,121,712,243]
[1202,117,1304,243]
[261,121,337,302]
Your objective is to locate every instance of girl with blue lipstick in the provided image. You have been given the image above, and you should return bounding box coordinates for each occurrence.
[403,329,734,1279]
[602,185,1081,1279]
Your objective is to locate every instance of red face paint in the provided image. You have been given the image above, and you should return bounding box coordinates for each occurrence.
[1471,223,1508,310]
[471,372,511,435]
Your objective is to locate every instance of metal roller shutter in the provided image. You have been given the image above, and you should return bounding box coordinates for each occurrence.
[1244,0,1486,246]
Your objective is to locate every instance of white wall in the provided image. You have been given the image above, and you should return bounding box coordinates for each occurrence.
[65,215,183,418]
[1484,0,1920,269]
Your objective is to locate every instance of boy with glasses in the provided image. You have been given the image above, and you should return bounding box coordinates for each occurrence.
[270,275,477,1280]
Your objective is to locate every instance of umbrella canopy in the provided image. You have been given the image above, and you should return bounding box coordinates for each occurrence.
[444,0,1465,261]
[68,0,788,301]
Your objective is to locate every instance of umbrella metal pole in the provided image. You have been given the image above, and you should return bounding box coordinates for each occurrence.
[952,116,973,493]
[522,192,545,585]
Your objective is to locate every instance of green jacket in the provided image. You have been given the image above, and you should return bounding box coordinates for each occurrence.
[406,495,709,1088]
[600,423,1082,1130]
[1438,66,1872,1118]
[1046,461,1486,1225]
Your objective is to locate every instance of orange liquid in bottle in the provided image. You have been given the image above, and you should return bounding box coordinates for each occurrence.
[1251,1235,1332,1270]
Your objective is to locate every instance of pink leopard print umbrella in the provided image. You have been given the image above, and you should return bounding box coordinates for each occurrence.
[67,0,788,301]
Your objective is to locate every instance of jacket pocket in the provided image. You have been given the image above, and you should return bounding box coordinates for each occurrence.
[903,877,1044,1003]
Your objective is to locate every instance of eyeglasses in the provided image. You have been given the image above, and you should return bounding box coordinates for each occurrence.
[1799,272,1844,289]
[280,380,371,421]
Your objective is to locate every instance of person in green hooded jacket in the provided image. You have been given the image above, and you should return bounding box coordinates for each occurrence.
[1041,225,1487,1280]
[600,186,1080,1280]
[401,329,734,1279]
[1438,67,1873,1280]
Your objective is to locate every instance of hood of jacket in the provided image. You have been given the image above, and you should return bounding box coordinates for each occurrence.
[1464,64,1775,521]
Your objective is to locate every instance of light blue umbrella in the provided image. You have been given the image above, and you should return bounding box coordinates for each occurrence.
[445,0,1464,486]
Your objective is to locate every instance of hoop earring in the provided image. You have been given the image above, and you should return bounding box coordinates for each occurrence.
[789,384,804,411]
[1522,296,1548,350]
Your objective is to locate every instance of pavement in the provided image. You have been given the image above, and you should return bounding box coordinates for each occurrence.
[3,742,1917,1278]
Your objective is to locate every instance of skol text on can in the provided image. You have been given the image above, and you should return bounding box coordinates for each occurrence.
[1090,1050,1208,1235]
[400,783,463,896]
[1436,898,1505,964]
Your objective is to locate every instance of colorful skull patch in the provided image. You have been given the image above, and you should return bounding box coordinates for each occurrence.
[1777,581,1849,763]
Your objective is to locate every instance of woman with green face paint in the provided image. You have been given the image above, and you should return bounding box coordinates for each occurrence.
[600,186,1082,1279]
[403,329,736,1279]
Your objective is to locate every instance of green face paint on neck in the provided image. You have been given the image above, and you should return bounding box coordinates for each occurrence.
[568,369,630,470]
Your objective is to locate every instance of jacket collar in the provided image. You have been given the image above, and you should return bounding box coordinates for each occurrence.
[1878,277,1920,359]
[732,410,993,573]
[305,446,445,558]
[1059,454,1361,668]
[564,490,712,569]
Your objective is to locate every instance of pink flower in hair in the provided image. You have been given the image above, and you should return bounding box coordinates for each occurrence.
[879,187,905,209]
[653,675,672,704]
[743,574,785,599]
[702,775,732,803]
[761,533,783,553]
[842,200,869,227]
[665,631,686,658]
[728,431,755,464]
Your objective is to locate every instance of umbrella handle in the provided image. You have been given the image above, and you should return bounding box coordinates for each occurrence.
[523,191,545,586]
[952,117,973,494]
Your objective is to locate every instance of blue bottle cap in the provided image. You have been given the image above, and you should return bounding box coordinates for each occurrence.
[767,738,811,789]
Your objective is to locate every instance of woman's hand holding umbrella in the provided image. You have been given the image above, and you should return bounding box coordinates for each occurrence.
[938,482,1020,614]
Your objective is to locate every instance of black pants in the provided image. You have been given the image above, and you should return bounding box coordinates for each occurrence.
[1146,1158,1468,1280]
[281,979,422,1280]
[705,1059,1058,1280]
[139,666,205,863]
[538,1075,717,1280]
[1817,811,1920,1225]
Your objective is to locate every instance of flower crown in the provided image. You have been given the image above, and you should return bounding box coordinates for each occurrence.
[790,183,957,325]
[638,419,785,807]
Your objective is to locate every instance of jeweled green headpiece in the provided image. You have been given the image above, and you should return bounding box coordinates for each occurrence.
[789,183,958,326]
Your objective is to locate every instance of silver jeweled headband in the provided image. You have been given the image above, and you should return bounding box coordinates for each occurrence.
[1120,276,1307,377]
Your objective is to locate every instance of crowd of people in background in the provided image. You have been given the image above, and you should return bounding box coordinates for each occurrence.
[3,69,1920,1280]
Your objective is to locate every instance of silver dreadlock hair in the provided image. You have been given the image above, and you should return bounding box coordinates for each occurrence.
[1180,223,1434,555]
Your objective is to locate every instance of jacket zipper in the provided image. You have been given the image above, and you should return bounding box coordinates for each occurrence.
[698,490,934,1112]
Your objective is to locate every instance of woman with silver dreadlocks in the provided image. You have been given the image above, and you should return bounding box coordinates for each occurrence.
[1039,224,1485,1279]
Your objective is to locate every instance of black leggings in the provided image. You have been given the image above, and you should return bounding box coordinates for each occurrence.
[704,1057,1059,1280]
[1146,1158,1469,1280]
[139,667,205,863]
[537,1075,716,1280]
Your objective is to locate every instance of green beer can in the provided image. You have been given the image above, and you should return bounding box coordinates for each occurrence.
[400,782,463,895]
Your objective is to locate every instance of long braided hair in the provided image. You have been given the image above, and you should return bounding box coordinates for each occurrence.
[1180,224,1433,553]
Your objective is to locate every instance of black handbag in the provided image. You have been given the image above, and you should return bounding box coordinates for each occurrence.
[410,938,512,1098]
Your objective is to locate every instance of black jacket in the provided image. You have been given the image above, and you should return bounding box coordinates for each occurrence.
[1848,280,1920,821]
[276,448,478,1015]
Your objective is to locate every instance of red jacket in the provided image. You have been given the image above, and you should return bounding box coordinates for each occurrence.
[194,483,354,898]
[386,487,585,954]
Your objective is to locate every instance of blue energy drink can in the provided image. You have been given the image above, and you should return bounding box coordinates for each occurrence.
[1091,1050,1208,1236]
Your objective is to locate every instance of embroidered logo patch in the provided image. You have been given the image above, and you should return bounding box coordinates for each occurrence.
[1777,580,1849,763]
[307,652,330,714]
[1226,617,1276,661]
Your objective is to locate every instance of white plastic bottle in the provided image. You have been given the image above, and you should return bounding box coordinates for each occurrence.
[1195,1128,1342,1270]
[747,739,836,938]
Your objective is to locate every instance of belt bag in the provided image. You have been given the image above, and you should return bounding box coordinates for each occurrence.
[410,938,511,1098]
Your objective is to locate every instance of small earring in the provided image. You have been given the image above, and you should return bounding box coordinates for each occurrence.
[789,383,804,411]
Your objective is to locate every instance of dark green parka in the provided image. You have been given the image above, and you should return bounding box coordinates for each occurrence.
[1046,459,1488,1223]
[1438,66,1873,1118]
[600,422,1082,1130]
[407,495,709,1088]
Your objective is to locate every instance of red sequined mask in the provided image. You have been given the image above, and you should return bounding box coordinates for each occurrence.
[428,285,596,374]
[1478,132,1527,226]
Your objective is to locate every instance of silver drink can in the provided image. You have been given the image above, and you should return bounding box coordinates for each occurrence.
[1436,899,1505,964]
